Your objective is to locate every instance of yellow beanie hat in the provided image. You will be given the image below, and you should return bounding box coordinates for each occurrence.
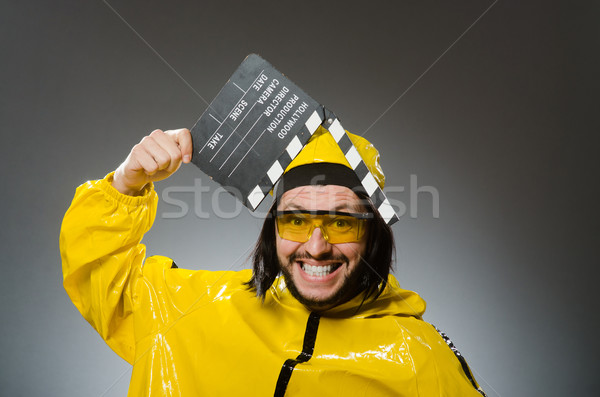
[284,125,385,189]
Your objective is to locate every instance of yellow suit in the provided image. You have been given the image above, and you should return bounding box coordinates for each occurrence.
[60,174,485,396]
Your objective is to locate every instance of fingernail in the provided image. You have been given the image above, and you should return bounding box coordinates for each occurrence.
[183,155,191,163]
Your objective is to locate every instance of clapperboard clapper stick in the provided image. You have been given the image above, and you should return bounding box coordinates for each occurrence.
[190,54,399,225]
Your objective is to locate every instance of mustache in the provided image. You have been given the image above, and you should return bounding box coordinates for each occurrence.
[289,251,349,263]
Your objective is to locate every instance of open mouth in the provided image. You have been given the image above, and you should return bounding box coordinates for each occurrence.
[299,262,343,277]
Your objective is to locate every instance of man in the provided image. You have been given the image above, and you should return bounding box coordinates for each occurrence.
[61,126,486,396]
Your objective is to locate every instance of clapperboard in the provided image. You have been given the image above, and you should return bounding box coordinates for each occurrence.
[190,54,399,225]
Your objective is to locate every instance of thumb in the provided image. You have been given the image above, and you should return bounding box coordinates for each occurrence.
[172,128,193,163]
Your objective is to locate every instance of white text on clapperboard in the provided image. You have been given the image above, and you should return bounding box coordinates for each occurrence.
[206,73,311,152]
[253,73,310,139]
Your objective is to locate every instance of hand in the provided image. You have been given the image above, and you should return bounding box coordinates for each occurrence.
[112,128,192,196]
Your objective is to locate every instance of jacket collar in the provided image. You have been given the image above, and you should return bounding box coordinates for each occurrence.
[267,274,426,319]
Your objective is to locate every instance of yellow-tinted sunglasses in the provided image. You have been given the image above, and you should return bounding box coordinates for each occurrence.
[275,210,370,244]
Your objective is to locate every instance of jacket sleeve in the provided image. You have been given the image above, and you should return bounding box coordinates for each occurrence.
[60,172,157,364]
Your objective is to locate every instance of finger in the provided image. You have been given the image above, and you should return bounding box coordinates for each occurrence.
[131,143,160,176]
[169,128,193,163]
[150,130,184,172]
[140,135,173,172]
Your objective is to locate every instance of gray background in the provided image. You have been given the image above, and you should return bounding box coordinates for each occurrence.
[1,1,598,396]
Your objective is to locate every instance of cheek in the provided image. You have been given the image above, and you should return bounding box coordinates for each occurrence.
[336,242,366,264]
[276,235,301,260]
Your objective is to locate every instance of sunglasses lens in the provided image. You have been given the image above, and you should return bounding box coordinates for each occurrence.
[323,216,361,243]
[277,214,312,242]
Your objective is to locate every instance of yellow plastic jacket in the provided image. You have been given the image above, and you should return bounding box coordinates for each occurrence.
[60,174,486,396]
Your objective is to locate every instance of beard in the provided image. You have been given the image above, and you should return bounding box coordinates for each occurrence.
[279,251,366,311]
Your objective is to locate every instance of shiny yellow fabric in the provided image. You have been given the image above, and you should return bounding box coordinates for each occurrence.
[286,126,385,189]
[61,174,484,396]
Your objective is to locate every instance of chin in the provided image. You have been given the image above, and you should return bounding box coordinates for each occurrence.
[280,261,363,311]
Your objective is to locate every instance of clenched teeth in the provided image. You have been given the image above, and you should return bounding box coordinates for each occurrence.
[300,263,340,277]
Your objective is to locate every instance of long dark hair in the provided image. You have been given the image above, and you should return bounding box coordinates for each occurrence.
[245,191,396,302]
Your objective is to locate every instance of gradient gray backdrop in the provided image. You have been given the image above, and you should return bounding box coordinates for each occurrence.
[1,1,598,396]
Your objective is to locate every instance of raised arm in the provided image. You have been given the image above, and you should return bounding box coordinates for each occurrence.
[60,128,192,362]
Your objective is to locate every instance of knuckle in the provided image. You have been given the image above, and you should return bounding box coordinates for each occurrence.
[149,131,163,141]
[131,143,143,155]
[146,162,158,173]
[157,154,170,166]
[140,136,152,145]
[166,130,178,140]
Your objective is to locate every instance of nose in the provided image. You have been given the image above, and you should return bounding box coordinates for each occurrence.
[304,226,332,258]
